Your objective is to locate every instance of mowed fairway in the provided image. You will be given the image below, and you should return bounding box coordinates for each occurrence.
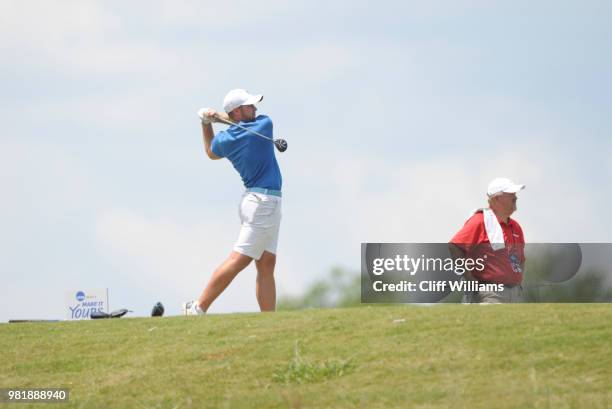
[1,305,610,409]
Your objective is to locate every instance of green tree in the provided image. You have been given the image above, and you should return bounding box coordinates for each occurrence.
[278,267,361,310]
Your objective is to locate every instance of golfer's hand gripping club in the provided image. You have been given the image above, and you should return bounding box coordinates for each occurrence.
[197,107,216,124]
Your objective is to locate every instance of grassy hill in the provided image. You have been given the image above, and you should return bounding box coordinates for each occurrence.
[1,305,610,408]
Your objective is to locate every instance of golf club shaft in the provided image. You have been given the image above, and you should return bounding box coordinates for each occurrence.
[214,116,275,142]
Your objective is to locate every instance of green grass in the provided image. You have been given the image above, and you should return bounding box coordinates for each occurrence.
[272,342,354,385]
[1,305,610,408]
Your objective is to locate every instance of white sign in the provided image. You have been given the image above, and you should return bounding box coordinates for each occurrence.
[65,289,109,320]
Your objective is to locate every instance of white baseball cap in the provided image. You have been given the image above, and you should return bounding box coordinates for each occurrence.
[487,177,525,197]
[223,89,263,113]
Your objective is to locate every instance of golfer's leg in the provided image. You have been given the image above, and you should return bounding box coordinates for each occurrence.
[476,289,504,303]
[255,251,276,311]
[198,251,253,311]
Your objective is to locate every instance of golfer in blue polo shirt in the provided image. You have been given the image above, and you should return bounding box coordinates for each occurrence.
[183,89,282,315]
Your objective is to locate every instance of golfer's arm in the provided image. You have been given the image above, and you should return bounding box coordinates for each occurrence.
[448,243,466,259]
[215,112,230,122]
[448,243,476,281]
[202,123,221,160]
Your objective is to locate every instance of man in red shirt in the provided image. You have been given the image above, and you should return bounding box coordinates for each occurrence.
[449,178,526,303]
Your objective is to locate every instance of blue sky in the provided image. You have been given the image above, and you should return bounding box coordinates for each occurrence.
[1,1,611,321]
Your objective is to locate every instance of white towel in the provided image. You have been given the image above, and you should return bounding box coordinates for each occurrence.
[469,208,505,250]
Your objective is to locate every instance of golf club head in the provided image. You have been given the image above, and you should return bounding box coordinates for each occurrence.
[274,139,288,152]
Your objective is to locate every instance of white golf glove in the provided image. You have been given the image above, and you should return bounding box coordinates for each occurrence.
[197,107,215,124]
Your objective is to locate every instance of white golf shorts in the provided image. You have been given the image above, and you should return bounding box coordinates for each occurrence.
[233,192,282,260]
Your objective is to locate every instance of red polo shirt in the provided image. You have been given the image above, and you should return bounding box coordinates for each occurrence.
[450,211,525,285]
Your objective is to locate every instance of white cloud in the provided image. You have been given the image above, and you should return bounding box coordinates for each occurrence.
[94,208,230,289]
[0,141,93,219]
[0,2,205,82]
[0,1,118,47]
[289,140,608,248]
[284,44,356,81]
[150,0,302,25]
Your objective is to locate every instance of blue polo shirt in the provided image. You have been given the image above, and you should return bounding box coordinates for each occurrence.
[211,115,282,190]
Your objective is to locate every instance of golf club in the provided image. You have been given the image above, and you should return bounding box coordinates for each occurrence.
[214,116,288,152]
